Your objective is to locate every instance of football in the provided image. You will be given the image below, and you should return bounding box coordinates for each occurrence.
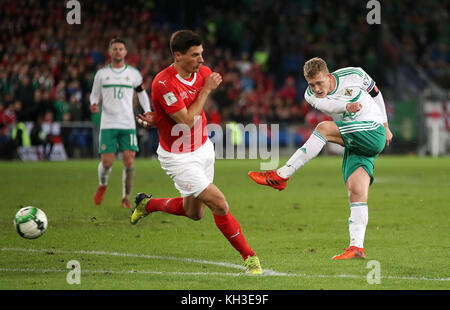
[14,207,48,239]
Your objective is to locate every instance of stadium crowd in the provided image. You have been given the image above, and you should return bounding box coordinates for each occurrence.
[0,0,448,158]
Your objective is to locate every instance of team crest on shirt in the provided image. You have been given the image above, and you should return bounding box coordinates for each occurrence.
[180,91,188,99]
[125,76,130,81]
[344,88,353,96]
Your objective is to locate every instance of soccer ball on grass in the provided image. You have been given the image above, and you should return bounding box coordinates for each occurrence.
[14,206,48,239]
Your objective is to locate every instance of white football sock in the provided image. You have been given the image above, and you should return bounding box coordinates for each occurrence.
[348,202,368,248]
[122,167,135,199]
[98,162,112,186]
[277,130,327,179]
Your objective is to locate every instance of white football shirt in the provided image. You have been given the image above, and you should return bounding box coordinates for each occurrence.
[90,64,144,129]
[304,67,385,124]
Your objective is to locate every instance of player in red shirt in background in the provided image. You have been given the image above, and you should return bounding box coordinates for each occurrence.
[131,30,262,274]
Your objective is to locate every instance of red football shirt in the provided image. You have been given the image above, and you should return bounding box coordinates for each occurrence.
[152,64,212,153]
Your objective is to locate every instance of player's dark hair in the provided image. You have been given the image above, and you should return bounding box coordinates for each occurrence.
[170,30,202,55]
[109,38,127,48]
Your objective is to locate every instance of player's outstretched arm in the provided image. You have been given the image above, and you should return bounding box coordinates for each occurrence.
[307,95,349,115]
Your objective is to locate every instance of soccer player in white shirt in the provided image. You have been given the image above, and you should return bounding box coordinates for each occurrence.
[90,38,151,208]
[249,57,393,260]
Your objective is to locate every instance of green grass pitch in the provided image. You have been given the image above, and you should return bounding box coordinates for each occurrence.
[0,156,449,290]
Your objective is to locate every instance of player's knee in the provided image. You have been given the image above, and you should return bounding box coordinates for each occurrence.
[315,121,343,145]
[189,210,204,221]
[315,121,328,131]
[102,160,113,170]
[123,159,134,168]
[212,199,229,216]
[347,185,368,202]
[315,121,333,135]
[123,153,135,168]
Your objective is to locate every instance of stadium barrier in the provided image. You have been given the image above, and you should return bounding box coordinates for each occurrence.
[422,101,450,157]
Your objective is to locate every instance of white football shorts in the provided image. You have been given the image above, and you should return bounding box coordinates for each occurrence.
[157,138,215,197]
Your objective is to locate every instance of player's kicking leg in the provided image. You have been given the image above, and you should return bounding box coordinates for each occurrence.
[249,121,343,191]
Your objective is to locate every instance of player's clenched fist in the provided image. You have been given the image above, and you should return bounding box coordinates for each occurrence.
[204,72,222,92]
[136,111,156,128]
[346,102,362,113]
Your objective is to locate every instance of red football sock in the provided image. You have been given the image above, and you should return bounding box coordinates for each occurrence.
[145,197,186,216]
[213,212,255,260]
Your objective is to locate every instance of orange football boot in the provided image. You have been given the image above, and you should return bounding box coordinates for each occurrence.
[121,197,133,209]
[332,246,366,260]
[94,185,107,205]
[248,170,289,191]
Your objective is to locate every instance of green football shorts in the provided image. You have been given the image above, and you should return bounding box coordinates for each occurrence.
[99,129,139,154]
[335,121,386,185]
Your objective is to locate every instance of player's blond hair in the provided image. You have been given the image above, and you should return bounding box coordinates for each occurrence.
[303,57,329,78]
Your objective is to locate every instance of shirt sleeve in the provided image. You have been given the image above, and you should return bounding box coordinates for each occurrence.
[201,65,213,77]
[89,70,102,105]
[355,67,376,93]
[153,80,185,115]
[373,90,388,123]
[132,69,143,88]
[137,91,151,112]
[304,90,348,115]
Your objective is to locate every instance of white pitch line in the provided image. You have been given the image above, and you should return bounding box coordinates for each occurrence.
[1,247,449,282]
[1,267,450,282]
[0,247,246,271]
[0,267,244,277]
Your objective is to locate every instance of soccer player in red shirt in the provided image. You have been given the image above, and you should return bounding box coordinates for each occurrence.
[131,30,262,274]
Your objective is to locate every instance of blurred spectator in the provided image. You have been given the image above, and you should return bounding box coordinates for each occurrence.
[53,92,70,122]
[15,76,36,121]
[0,100,20,137]
[0,0,448,158]
[68,93,83,121]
